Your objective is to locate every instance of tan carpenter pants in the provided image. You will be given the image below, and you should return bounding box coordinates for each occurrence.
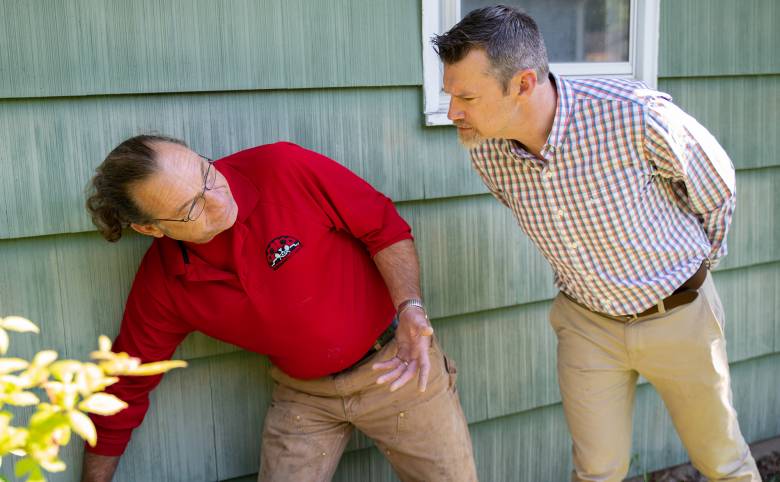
[258,337,477,482]
[550,274,760,481]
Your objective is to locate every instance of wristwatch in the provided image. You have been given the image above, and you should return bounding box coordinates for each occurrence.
[397,298,427,318]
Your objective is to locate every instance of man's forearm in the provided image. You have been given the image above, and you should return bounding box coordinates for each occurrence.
[372,239,422,308]
[81,451,121,482]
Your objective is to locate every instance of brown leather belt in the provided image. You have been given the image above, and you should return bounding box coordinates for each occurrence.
[563,261,709,323]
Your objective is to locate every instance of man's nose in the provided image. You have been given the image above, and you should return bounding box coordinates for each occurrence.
[447,99,464,122]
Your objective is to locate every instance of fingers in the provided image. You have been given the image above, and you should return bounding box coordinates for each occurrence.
[372,357,402,372]
[417,350,430,392]
[389,360,418,392]
[374,359,406,385]
[373,356,420,391]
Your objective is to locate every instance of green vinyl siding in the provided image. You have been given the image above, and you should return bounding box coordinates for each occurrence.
[659,0,780,77]
[658,75,780,171]
[0,0,421,98]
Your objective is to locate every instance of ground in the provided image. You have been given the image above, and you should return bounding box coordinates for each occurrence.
[627,436,780,482]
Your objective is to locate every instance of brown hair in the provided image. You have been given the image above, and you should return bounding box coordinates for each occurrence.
[86,134,186,242]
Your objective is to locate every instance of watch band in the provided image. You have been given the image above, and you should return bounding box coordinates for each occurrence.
[397,298,426,317]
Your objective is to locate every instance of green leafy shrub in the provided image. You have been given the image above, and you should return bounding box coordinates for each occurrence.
[0,316,187,481]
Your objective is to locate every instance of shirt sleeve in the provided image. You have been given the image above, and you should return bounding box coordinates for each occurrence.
[86,249,192,456]
[643,97,736,265]
[272,143,413,256]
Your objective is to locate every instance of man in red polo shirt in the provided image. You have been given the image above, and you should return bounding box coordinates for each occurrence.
[82,135,476,481]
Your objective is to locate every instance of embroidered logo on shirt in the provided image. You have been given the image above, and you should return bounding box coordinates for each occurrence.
[265,235,303,270]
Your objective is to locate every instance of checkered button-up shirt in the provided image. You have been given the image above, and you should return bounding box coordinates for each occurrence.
[470,74,736,316]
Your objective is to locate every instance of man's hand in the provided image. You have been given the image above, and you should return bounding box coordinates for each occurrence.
[372,307,434,392]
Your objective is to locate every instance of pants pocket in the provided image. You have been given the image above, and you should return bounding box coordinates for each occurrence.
[442,352,458,391]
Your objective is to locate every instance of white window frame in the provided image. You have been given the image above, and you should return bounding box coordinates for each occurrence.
[422,0,660,125]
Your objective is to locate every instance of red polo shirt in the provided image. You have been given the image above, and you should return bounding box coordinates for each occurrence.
[88,142,412,456]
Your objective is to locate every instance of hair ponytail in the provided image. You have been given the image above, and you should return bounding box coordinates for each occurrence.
[85,134,186,242]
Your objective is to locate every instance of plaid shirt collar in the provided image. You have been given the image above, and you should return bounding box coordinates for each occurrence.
[505,73,575,165]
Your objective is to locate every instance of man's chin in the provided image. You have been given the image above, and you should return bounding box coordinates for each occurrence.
[456,129,486,149]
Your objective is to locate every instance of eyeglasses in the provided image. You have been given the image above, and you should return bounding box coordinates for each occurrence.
[153,157,217,223]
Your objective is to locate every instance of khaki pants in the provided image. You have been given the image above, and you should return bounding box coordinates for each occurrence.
[550,274,760,481]
[258,337,477,482]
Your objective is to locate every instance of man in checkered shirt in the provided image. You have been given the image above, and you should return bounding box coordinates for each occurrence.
[434,5,759,481]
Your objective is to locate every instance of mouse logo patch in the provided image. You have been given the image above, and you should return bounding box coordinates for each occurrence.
[266,235,302,270]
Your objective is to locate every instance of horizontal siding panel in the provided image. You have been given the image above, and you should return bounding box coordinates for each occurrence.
[659,75,780,170]
[115,356,218,482]
[402,195,558,319]
[717,263,779,362]
[209,351,275,480]
[0,0,421,99]
[0,88,478,239]
[716,168,780,271]
[659,0,779,77]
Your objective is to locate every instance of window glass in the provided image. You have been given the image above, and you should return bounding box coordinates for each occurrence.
[460,0,630,63]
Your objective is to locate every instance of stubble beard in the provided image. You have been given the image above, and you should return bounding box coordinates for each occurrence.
[456,126,487,150]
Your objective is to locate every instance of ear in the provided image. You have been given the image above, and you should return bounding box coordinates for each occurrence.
[508,68,539,101]
[130,223,165,238]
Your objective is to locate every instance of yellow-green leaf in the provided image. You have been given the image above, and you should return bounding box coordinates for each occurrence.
[98,354,141,374]
[0,316,39,334]
[0,412,12,430]
[0,358,29,374]
[123,360,188,376]
[14,457,37,478]
[49,360,82,383]
[78,393,128,416]
[6,391,39,406]
[32,350,58,367]
[39,457,66,473]
[42,381,65,405]
[0,329,8,356]
[75,363,112,396]
[98,335,112,353]
[67,411,97,447]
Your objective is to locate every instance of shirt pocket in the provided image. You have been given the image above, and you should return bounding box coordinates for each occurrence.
[581,166,654,225]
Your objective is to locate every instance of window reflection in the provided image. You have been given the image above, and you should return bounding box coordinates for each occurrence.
[461,0,630,63]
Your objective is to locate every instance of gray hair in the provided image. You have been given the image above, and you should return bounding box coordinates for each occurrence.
[432,5,549,92]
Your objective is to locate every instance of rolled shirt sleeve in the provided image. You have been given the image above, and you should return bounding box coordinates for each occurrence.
[643,97,736,265]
